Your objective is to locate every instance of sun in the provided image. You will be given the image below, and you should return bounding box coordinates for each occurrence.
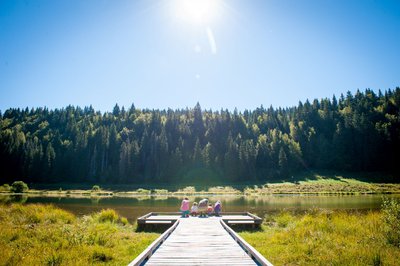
[174,0,220,24]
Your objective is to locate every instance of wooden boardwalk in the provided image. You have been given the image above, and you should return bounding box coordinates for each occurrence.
[137,212,263,226]
[130,216,273,266]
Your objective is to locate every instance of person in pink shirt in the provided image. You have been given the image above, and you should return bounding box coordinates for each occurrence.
[180,197,190,218]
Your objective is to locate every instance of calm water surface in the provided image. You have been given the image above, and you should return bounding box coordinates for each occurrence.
[1,194,399,222]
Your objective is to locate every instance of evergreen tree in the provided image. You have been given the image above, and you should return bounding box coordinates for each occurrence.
[0,88,399,183]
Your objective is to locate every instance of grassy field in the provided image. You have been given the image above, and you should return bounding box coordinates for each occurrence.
[0,204,159,265]
[240,206,400,265]
[244,179,400,195]
[1,200,400,265]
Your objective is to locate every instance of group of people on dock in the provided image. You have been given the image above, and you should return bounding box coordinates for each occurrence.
[180,198,222,218]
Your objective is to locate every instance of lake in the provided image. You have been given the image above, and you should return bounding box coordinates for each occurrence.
[1,194,399,222]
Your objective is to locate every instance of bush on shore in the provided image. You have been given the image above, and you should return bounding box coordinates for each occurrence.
[0,184,10,192]
[10,181,29,193]
[91,185,100,192]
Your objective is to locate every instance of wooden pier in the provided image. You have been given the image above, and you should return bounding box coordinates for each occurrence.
[137,212,263,226]
[130,213,272,266]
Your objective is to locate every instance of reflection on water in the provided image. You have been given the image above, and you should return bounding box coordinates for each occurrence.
[1,194,399,222]
[0,194,28,204]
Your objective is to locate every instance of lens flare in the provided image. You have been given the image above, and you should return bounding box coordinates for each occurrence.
[174,0,219,24]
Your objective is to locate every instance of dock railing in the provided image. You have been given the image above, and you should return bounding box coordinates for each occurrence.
[128,219,180,266]
[137,211,262,225]
[220,219,274,266]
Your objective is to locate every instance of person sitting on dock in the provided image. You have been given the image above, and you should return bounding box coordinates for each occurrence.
[214,200,222,216]
[198,198,208,217]
[180,197,190,218]
[207,204,214,216]
[190,202,198,216]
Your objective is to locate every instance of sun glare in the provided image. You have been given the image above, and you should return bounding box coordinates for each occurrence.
[174,0,219,24]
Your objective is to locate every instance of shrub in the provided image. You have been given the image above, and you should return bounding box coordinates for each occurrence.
[153,189,168,194]
[136,188,150,194]
[120,217,129,226]
[91,185,100,192]
[178,186,196,193]
[208,186,240,194]
[11,181,29,193]
[275,212,294,227]
[0,184,11,192]
[382,197,400,246]
[96,209,119,223]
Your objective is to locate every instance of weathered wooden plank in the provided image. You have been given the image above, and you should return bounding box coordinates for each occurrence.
[227,220,255,224]
[146,262,255,264]
[145,220,172,224]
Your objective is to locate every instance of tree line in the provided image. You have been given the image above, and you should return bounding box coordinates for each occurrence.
[0,88,399,184]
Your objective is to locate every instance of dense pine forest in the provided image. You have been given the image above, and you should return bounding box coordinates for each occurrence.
[1,88,399,185]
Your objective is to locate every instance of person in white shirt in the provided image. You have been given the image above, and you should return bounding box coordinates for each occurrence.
[190,202,198,216]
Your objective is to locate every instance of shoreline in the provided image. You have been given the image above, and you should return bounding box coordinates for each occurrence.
[0,188,400,198]
[2,172,400,196]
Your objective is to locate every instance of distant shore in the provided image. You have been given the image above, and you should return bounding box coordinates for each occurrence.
[2,172,400,197]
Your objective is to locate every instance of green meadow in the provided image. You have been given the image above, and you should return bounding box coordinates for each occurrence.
[1,198,400,265]
[0,204,159,265]
[240,199,400,265]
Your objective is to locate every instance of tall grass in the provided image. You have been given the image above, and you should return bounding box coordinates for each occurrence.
[382,197,400,246]
[240,209,400,265]
[0,204,159,265]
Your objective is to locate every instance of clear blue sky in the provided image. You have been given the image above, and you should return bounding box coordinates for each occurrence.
[1,0,399,112]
